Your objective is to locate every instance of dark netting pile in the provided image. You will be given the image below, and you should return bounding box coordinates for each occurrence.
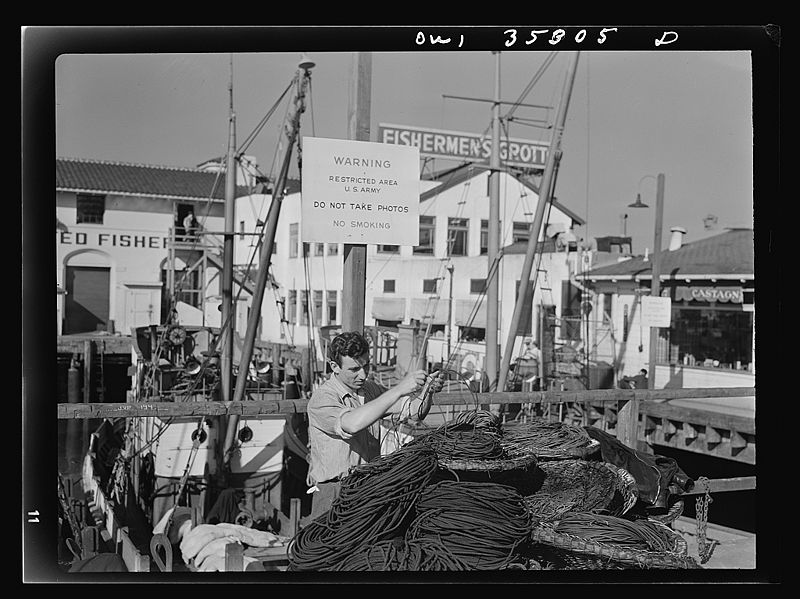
[523,459,638,522]
[287,410,700,571]
[501,417,597,459]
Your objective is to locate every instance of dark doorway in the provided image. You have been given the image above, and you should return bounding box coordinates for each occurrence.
[63,266,110,334]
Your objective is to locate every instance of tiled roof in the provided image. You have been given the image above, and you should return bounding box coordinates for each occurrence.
[56,157,260,201]
[421,162,585,226]
[586,228,754,279]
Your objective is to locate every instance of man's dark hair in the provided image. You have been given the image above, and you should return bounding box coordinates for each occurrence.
[640,369,648,376]
[328,332,370,366]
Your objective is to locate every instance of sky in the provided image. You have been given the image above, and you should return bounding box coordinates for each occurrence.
[52,31,758,256]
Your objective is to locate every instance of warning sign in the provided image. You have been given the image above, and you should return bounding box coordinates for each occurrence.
[642,296,672,328]
[300,136,420,245]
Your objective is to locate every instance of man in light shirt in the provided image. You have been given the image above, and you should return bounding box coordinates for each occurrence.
[305,331,439,522]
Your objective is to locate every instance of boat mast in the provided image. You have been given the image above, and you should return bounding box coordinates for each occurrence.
[485,51,502,394]
[220,55,237,402]
[496,51,580,392]
[223,56,315,462]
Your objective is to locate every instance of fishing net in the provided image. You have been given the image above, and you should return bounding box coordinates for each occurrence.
[523,460,638,522]
[501,417,599,460]
[528,512,700,570]
[408,411,537,472]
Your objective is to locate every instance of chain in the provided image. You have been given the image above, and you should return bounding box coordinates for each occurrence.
[57,473,83,555]
[695,475,714,564]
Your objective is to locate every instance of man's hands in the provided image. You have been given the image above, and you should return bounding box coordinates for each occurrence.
[394,369,428,397]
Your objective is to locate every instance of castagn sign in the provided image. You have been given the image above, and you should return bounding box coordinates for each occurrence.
[301,136,420,245]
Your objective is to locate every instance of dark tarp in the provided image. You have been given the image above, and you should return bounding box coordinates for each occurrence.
[584,426,694,508]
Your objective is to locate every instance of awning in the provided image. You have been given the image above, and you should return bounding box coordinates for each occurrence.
[409,298,449,325]
[371,297,406,321]
[454,298,501,328]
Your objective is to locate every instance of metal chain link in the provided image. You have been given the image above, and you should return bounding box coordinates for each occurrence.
[695,475,714,564]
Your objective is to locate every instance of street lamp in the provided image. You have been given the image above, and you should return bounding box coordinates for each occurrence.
[628,173,665,390]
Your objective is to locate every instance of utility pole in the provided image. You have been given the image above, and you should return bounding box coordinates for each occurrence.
[446,264,454,361]
[485,51,502,394]
[342,52,372,335]
[220,59,237,403]
[648,173,666,389]
[496,51,581,393]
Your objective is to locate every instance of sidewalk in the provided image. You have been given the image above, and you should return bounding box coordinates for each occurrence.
[672,516,755,569]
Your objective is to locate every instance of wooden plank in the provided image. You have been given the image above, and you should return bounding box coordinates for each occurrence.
[641,402,755,434]
[58,399,304,419]
[680,476,756,495]
[119,526,150,572]
[58,387,755,419]
[224,542,244,572]
[289,498,301,537]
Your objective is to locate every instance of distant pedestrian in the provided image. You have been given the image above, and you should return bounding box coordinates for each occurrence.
[620,368,648,389]
[183,211,198,239]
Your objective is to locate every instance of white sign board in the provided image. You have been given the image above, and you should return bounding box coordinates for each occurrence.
[642,296,672,328]
[301,136,420,245]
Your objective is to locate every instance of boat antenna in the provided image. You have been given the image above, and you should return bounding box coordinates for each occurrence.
[220,53,238,402]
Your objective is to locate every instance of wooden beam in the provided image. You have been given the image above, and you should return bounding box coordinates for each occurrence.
[680,476,756,495]
[59,399,306,419]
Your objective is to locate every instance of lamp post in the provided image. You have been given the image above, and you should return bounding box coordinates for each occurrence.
[616,173,665,450]
[628,173,666,390]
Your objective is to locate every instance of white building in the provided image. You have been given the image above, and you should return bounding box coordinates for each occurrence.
[58,156,642,389]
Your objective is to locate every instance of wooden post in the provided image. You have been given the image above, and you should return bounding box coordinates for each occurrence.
[647,173,666,388]
[82,340,93,454]
[342,52,371,335]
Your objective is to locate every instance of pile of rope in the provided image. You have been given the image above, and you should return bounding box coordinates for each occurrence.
[502,417,593,459]
[332,536,470,571]
[524,460,621,522]
[552,513,680,554]
[287,444,439,571]
[406,480,533,570]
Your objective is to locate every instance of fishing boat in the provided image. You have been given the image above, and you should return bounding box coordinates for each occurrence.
[71,55,318,573]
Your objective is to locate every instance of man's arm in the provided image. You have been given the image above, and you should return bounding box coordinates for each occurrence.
[339,370,427,434]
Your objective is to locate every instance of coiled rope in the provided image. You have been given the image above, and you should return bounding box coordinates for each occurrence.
[332,536,470,572]
[553,512,679,554]
[406,480,533,570]
[502,417,593,459]
[287,444,439,571]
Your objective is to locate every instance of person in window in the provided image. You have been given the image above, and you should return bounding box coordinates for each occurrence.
[620,368,648,389]
[304,331,442,523]
[182,211,198,240]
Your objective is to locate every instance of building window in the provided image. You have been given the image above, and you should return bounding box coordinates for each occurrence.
[665,307,753,371]
[470,278,486,294]
[287,290,297,324]
[602,294,612,323]
[447,217,469,256]
[76,194,105,224]
[314,243,325,257]
[377,245,400,254]
[560,281,582,341]
[327,290,338,324]
[512,221,530,244]
[413,215,436,255]
[239,220,246,239]
[328,243,339,256]
[289,223,299,258]
[383,280,396,293]
[480,219,502,255]
[515,280,535,335]
[300,290,309,326]
[313,290,324,325]
[423,279,438,294]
